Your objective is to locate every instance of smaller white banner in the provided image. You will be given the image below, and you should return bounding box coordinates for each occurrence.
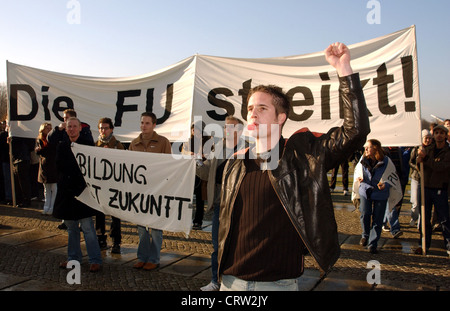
[352,157,403,212]
[71,143,195,235]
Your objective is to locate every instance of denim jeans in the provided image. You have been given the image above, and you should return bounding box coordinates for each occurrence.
[65,217,102,265]
[359,196,387,249]
[137,226,163,264]
[419,188,450,250]
[384,203,401,235]
[43,183,57,214]
[220,274,300,291]
[409,179,420,222]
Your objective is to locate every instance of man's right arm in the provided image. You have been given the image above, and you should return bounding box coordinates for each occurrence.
[323,42,370,166]
[323,73,370,171]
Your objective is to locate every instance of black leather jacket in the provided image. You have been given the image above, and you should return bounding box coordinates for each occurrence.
[218,73,370,276]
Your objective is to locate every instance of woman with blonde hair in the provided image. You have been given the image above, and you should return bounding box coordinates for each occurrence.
[36,122,57,215]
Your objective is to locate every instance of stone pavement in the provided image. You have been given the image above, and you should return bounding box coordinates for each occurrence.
[0,190,449,293]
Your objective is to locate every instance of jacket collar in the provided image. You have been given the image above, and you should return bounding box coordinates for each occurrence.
[133,131,159,145]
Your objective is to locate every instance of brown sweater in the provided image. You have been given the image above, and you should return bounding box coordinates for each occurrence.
[222,157,305,281]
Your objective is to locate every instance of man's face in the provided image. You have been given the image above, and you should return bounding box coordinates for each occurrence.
[224,120,243,148]
[140,116,156,136]
[422,135,432,146]
[99,122,113,139]
[444,120,450,130]
[66,119,81,141]
[247,91,286,139]
[433,128,447,144]
[192,126,202,138]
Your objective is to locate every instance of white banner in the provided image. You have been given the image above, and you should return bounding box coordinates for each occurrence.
[7,56,197,142]
[72,143,195,235]
[7,26,421,146]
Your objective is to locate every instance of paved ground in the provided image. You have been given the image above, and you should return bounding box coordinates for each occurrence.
[0,188,449,295]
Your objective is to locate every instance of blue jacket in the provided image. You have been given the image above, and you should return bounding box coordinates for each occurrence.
[359,156,391,201]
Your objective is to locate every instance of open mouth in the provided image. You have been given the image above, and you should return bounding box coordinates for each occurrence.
[247,123,258,131]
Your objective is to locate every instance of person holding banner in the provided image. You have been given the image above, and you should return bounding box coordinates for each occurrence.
[53,117,102,272]
[48,108,94,145]
[381,146,408,239]
[48,108,94,230]
[94,117,125,254]
[129,112,172,271]
[415,124,450,256]
[355,139,400,254]
[218,42,370,291]
[409,129,433,227]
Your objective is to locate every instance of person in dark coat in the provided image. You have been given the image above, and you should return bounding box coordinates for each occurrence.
[94,117,125,254]
[0,122,12,204]
[35,122,58,215]
[181,120,211,230]
[47,108,94,146]
[47,108,93,229]
[52,117,102,272]
[10,136,35,207]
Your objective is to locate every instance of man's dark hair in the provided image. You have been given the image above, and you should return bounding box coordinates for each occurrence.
[141,112,157,124]
[98,117,114,129]
[64,108,77,117]
[247,85,291,126]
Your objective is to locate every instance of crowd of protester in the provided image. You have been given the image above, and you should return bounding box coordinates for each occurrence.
[1,114,449,288]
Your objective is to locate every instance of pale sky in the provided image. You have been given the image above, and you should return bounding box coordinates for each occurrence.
[1,0,449,121]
